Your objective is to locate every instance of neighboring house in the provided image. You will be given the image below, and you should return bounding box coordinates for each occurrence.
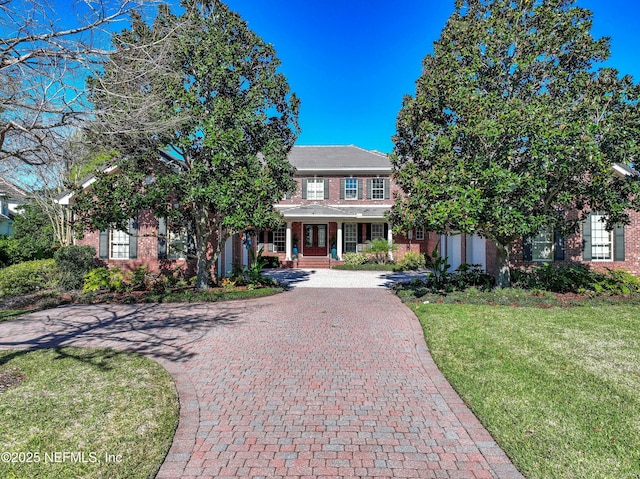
[441,163,640,276]
[0,177,27,236]
[260,145,437,268]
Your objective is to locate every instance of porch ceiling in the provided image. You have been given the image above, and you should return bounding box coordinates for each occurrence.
[276,203,390,221]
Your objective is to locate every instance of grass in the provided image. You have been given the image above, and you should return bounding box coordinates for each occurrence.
[410,302,640,479]
[0,347,179,479]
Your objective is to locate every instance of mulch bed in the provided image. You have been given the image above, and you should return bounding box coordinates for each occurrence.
[0,368,25,393]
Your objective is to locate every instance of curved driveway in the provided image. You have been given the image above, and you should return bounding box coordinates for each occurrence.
[0,281,523,478]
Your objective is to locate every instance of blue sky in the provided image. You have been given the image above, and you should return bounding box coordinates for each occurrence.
[223,0,640,154]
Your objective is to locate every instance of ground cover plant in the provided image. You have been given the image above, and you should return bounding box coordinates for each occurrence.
[409,303,640,479]
[0,347,178,479]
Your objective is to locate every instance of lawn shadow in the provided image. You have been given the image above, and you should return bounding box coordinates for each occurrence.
[377,270,430,289]
[0,302,246,366]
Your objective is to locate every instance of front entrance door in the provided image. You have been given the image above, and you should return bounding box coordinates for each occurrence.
[303,224,327,256]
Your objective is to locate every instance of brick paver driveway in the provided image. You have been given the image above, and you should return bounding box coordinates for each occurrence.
[0,288,523,479]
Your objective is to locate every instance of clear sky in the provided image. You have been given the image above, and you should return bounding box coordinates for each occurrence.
[223,0,640,154]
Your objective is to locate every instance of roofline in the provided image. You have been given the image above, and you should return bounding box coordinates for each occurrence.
[55,164,120,205]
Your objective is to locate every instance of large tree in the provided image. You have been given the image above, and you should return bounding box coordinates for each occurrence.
[390,0,640,287]
[71,0,300,289]
[0,0,150,166]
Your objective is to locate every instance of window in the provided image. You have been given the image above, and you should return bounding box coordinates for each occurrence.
[110,230,130,259]
[415,226,425,241]
[272,228,286,253]
[306,178,324,200]
[531,228,554,261]
[344,223,357,253]
[371,178,385,199]
[345,178,358,200]
[168,229,188,260]
[591,214,612,260]
[371,223,384,239]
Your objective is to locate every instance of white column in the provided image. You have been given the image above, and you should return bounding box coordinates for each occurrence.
[387,223,394,261]
[285,222,292,261]
[337,222,343,261]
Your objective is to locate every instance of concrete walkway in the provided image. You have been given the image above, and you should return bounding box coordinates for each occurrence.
[264,268,429,289]
[0,288,523,479]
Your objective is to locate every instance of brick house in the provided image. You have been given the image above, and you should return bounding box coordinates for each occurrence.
[440,163,640,276]
[58,145,437,276]
[257,145,438,268]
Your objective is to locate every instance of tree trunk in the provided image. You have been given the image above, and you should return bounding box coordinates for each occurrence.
[193,209,213,290]
[495,241,512,288]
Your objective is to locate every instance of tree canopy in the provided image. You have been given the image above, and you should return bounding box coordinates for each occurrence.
[71,0,300,289]
[390,0,640,287]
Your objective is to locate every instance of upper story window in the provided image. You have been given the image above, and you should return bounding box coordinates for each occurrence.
[371,179,385,199]
[367,178,390,200]
[345,178,358,199]
[305,178,325,200]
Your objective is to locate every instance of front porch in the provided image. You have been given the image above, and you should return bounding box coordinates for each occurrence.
[256,205,394,268]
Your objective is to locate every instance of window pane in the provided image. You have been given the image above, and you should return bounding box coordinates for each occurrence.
[307,178,324,200]
[371,178,385,199]
[371,223,384,239]
[168,229,187,260]
[415,227,424,241]
[591,214,612,260]
[110,230,129,259]
[272,228,286,253]
[344,223,357,253]
[345,178,357,199]
[532,228,553,261]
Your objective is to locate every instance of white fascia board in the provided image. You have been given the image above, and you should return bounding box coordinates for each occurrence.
[294,167,392,175]
[55,164,120,205]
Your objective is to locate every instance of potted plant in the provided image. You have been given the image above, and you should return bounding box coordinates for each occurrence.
[330,234,337,260]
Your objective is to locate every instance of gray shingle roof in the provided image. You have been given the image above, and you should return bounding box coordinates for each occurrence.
[288,146,391,173]
[0,177,27,199]
[277,204,389,220]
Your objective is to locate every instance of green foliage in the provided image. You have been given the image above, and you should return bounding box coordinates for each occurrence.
[54,245,98,290]
[424,243,451,290]
[11,203,56,261]
[365,238,396,264]
[82,267,127,294]
[394,250,426,271]
[77,1,300,290]
[593,269,640,295]
[0,259,59,298]
[0,236,17,268]
[343,252,369,266]
[129,265,151,291]
[390,0,640,287]
[450,263,494,291]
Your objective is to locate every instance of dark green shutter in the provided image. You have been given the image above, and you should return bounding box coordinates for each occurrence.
[128,216,138,259]
[340,179,345,200]
[367,179,372,199]
[285,192,291,200]
[99,230,108,258]
[523,236,532,261]
[383,179,390,200]
[366,223,372,241]
[301,178,307,199]
[358,179,363,199]
[582,215,592,261]
[357,224,363,244]
[157,217,167,259]
[324,179,329,199]
[615,225,625,261]
[554,230,565,261]
[384,223,389,239]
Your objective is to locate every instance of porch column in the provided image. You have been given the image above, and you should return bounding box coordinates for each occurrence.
[387,222,394,261]
[285,222,292,261]
[337,222,343,261]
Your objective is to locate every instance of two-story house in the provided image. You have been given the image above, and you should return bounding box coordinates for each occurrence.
[257,145,437,268]
[0,177,27,236]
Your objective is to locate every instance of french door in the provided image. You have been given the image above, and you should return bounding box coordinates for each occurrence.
[303,224,327,256]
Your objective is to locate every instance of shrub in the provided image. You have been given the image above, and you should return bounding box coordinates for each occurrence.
[54,245,98,290]
[450,263,494,291]
[512,263,599,293]
[594,268,640,295]
[0,259,59,297]
[82,267,128,294]
[365,238,397,264]
[343,252,368,266]
[394,250,426,271]
[130,265,151,291]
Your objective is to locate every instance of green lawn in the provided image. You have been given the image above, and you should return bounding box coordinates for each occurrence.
[0,310,27,322]
[411,303,640,479]
[0,347,179,479]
